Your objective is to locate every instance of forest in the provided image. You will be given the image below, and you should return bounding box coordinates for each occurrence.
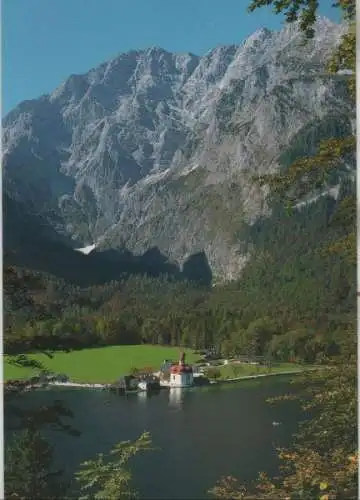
[4,1,357,498]
[4,181,356,365]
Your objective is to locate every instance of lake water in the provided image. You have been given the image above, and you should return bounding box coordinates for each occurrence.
[6,376,303,499]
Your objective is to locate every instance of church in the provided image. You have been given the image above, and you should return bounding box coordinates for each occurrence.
[169,352,194,388]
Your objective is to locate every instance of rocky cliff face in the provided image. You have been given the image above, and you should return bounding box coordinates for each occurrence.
[3,17,353,281]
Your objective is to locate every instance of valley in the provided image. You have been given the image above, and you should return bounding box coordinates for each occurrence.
[3,3,357,499]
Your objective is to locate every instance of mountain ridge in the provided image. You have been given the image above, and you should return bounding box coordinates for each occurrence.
[3,17,353,281]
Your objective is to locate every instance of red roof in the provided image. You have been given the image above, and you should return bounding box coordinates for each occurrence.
[170,364,193,374]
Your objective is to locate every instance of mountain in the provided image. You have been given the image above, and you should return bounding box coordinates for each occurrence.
[3,17,354,281]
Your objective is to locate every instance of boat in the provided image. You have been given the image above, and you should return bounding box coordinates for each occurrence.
[138,376,160,392]
[138,381,149,391]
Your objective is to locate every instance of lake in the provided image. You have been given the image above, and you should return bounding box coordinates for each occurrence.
[6,376,304,499]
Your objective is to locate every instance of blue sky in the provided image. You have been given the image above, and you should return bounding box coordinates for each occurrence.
[3,0,341,115]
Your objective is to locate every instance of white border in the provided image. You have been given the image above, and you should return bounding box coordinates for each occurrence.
[356,0,360,496]
[356,0,360,493]
[0,4,358,499]
[0,0,4,494]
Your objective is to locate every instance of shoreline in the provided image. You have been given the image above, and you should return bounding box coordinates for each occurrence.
[5,367,319,392]
[209,367,319,384]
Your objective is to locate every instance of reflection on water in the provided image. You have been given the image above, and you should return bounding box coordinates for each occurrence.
[5,377,302,499]
[137,391,148,404]
[137,387,185,410]
[168,387,184,410]
[136,390,162,404]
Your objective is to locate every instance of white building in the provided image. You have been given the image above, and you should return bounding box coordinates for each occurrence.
[169,352,194,388]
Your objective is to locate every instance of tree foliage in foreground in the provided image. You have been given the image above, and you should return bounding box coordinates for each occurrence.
[4,351,81,498]
[5,429,68,499]
[4,2,356,499]
[210,1,357,499]
[253,0,356,263]
[210,352,357,499]
[75,432,154,500]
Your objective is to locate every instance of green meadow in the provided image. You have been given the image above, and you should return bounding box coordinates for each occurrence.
[216,361,307,380]
[4,345,198,383]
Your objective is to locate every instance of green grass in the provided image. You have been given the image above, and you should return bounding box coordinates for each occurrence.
[215,362,308,380]
[4,345,198,383]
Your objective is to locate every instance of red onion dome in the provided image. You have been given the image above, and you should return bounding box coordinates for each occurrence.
[170,364,193,374]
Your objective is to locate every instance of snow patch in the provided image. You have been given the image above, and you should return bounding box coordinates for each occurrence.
[179,163,201,177]
[337,69,354,75]
[75,243,96,255]
[294,184,340,209]
[328,184,341,199]
[139,168,171,186]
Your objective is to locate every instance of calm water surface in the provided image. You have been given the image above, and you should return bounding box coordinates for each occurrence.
[7,377,303,499]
